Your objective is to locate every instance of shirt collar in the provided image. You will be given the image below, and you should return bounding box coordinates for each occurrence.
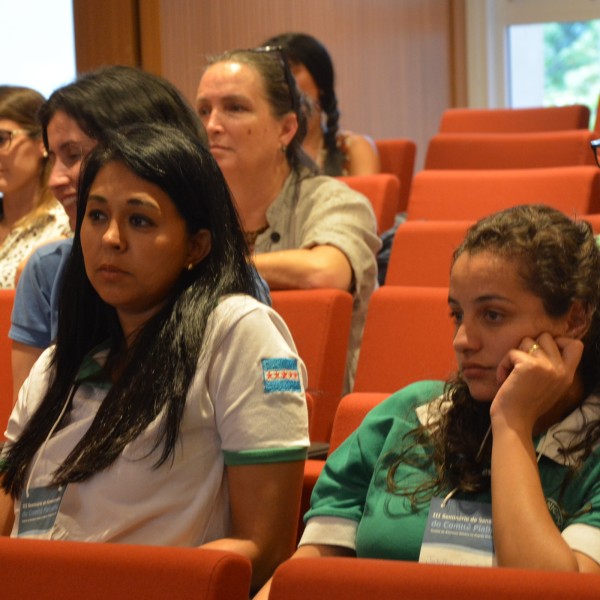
[536,393,600,465]
[416,395,449,427]
[74,341,112,387]
[416,393,600,466]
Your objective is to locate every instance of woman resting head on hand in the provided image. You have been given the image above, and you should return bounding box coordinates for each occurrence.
[0,123,309,593]
[255,204,600,598]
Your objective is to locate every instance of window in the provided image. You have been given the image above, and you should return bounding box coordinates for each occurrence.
[2,0,76,98]
[466,0,600,119]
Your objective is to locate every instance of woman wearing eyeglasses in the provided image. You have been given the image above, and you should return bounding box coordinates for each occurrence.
[196,48,381,396]
[0,86,70,288]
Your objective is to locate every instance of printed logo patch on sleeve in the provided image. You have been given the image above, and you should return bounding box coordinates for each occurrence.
[262,358,301,393]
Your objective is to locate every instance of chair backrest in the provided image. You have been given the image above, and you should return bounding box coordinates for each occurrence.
[406,166,600,221]
[0,289,15,437]
[269,556,600,600]
[0,538,251,600]
[328,392,387,454]
[424,130,597,170]
[385,220,473,286]
[353,286,456,394]
[271,289,353,442]
[374,138,417,213]
[438,105,590,134]
[338,174,400,234]
[299,391,387,543]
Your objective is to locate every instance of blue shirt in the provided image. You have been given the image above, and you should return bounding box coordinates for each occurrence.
[10,238,271,349]
[10,238,73,348]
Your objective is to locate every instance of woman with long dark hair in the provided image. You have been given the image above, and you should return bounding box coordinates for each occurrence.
[1,123,308,592]
[10,65,269,401]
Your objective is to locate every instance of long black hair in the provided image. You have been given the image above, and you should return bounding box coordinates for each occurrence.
[264,33,344,175]
[1,123,258,497]
[38,65,206,148]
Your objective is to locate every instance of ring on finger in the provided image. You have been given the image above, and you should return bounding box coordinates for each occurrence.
[528,342,541,355]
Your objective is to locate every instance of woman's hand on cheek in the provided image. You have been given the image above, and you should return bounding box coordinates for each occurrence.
[492,333,583,434]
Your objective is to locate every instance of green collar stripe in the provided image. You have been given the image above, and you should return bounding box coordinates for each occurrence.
[75,341,111,385]
[224,446,307,466]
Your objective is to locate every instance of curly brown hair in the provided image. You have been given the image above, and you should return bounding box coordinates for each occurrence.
[388,205,600,506]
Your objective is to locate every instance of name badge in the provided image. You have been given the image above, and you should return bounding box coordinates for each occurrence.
[18,486,66,538]
[419,496,495,566]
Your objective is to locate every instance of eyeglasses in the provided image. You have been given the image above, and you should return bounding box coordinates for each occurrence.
[46,142,87,170]
[591,139,600,168]
[0,128,31,151]
[251,45,301,118]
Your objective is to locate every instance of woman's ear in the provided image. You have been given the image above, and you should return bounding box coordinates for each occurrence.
[565,300,592,339]
[186,229,212,269]
[279,112,298,148]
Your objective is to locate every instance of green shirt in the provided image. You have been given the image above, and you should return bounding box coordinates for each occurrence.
[302,381,600,563]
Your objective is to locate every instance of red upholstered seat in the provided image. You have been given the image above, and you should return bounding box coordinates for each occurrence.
[385,220,473,287]
[375,138,417,213]
[424,130,597,170]
[438,105,590,134]
[353,285,456,394]
[270,556,600,600]
[338,174,400,234]
[271,288,353,443]
[0,538,252,600]
[406,166,600,221]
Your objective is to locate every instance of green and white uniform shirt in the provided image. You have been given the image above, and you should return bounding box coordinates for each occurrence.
[301,380,600,565]
[4,294,309,545]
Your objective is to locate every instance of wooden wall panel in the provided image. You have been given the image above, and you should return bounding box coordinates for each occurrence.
[71,0,464,171]
[157,0,457,170]
[139,0,163,75]
[73,0,140,73]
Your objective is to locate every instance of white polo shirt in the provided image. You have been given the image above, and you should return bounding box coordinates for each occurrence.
[4,294,309,545]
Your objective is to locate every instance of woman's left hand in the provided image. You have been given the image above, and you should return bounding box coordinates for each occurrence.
[492,332,583,434]
[490,334,598,572]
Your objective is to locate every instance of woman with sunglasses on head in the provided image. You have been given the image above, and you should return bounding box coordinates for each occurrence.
[196,48,381,396]
[0,123,309,593]
[263,32,380,176]
[0,86,70,288]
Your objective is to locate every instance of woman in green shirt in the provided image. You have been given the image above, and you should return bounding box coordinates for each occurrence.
[257,204,600,598]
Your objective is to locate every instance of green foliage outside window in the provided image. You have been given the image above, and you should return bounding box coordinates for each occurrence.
[544,20,600,125]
